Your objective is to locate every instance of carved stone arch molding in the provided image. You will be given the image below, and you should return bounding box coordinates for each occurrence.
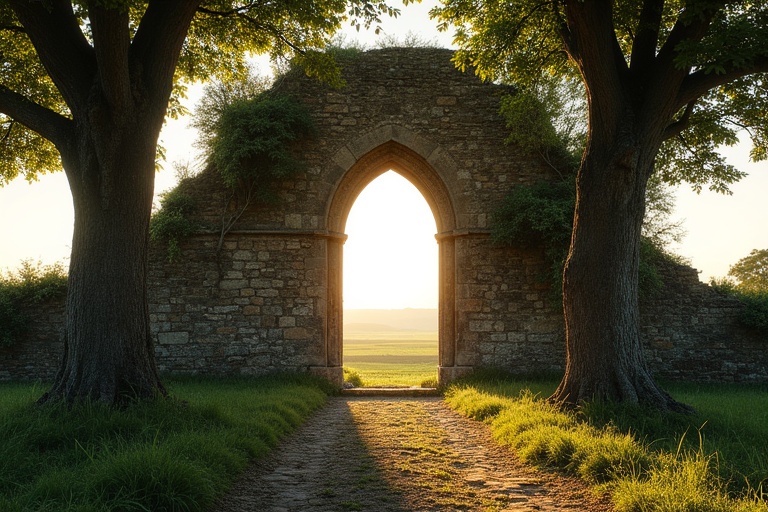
[319,126,468,387]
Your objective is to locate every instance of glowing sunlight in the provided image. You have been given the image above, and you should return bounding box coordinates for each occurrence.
[343,171,438,310]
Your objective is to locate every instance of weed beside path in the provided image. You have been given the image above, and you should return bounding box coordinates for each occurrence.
[213,396,612,511]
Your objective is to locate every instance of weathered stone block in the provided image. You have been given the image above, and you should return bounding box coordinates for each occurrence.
[158,332,189,345]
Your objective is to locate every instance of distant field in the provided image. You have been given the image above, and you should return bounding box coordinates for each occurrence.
[343,330,438,387]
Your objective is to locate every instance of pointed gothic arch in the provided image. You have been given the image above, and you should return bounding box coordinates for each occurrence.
[320,133,468,386]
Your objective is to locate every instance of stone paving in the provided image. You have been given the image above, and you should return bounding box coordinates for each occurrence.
[212,396,613,511]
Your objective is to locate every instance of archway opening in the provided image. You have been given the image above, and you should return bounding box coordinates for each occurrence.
[343,170,438,387]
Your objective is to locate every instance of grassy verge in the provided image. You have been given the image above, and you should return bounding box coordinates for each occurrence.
[0,375,331,512]
[444,373,768,512]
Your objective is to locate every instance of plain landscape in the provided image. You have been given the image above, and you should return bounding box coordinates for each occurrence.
[343,308,438,387]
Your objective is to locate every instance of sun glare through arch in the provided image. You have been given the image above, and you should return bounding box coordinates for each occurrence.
[342,169,440,386]
[343,170,438,311]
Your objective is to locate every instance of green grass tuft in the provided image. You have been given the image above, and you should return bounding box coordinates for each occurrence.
[444,376,768,512]
[0,374,329,511]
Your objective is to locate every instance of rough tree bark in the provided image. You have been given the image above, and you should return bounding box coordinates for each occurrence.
[550,130,692,412]
[40,116,165,404]
[5,0,201,405]
[548,0,698,412]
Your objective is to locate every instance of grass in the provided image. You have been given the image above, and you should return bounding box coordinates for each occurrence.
[444,372,768,512]
[343,330,438,387]
[0,375,331,511]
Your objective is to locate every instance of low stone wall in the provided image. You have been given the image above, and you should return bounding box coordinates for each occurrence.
[3,260,765,383]
[640,261,768,382]
[0,301,64,381]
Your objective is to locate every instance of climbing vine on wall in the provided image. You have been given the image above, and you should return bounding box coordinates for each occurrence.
[211,93,316,195]
[490,180,681,302]
[209,92,316,251]
[150,91,316,259]
[0,260,67,347]
[150,187,197,262]
[493,82,686,301]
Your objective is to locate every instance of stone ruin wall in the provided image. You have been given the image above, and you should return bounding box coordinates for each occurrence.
[5,259,765,383]
[1,48,765,383]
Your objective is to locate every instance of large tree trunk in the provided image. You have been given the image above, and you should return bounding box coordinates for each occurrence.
[549,139,692,413]
[4,0,201,406]
[39,120,166,405]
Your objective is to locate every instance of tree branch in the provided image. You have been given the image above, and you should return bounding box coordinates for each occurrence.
[0,84,72,149]
[677,56,768,110]
[629,0,664,77]
[0,119,14,145]
[89,4,132,112]
[662,99,695,140]
[655,2,723,73]
[237,12,306,55]
[0,24,25,33]
[552,0,578,62]
[196,2,262,17]
[7,0,95,113]
[563,0,628,136]
[131,0,201,124]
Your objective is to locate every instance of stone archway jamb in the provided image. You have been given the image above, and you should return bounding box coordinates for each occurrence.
[317,125,472,387]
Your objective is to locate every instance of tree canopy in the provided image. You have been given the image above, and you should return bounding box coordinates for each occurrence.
[432,0,768,193]
[727,248,768,294]
[0,0,407,185]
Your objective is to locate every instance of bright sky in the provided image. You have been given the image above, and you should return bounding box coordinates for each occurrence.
[343,171,438,309]
[1,1,766,309]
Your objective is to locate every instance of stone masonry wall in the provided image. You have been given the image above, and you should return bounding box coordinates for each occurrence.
[5,260,766,382]
[147,234,329,376]
[1,48,765,384]
[640,261,768,382]
[0,301,63,381]
[454,236,564,372]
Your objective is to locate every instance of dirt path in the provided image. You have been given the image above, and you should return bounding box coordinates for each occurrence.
[212,396,613,511]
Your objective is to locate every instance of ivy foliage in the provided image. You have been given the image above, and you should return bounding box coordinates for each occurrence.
[491,179,682,301]
[0,260,67,347]
[210,92,316,196]
[150,87,316,260]
[491,179,575,290]
[149,188,197,262]
[493,88,684,299]
[190,67,273,156]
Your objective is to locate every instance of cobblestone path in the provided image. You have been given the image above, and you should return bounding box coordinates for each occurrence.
[212,396,612,511]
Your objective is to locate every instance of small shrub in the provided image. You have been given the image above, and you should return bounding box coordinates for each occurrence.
[150,187,197,262]
[710,278,768,331]
[0,260,67,347]
[343,367,364,388]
